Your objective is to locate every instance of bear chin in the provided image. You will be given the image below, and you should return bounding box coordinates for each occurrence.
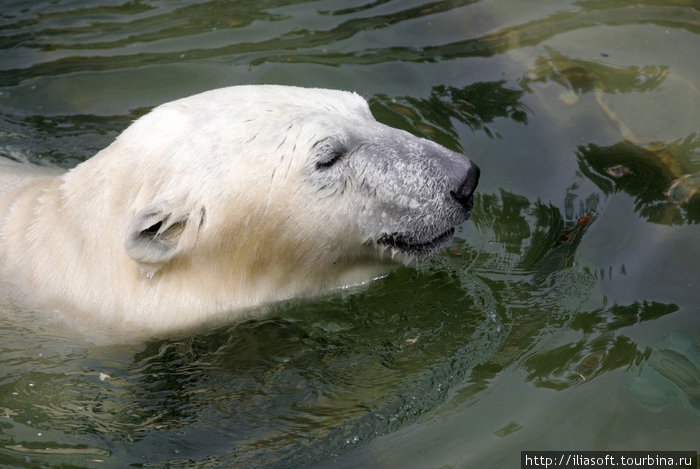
[376,227,456,261]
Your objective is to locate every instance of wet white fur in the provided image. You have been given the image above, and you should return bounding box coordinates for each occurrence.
[0,85,471,336]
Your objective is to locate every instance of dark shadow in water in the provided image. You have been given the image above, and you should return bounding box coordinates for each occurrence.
[108,268,501,468]
[523,301,679,390]
[441,188,684,410]
[577,138,700,225]
[0,106,148,168]
[518,48,699,225]
[319,0,394,16]
[473,188,599,278]
[370,82,528,150]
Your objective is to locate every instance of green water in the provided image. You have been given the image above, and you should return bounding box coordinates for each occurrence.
[1,0,698,467]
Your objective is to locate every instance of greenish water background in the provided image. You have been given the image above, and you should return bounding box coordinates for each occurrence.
[0,0,698,467]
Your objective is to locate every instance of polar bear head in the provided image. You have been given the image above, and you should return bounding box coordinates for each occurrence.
[117,86,479,282]
[2,85,479,332]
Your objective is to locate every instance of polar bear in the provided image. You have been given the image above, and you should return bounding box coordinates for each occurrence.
[0,85,479,335]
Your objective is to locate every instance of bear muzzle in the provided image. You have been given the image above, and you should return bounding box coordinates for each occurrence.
[376,158,480,261]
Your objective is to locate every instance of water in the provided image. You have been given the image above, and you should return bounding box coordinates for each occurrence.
[1,0,698,467]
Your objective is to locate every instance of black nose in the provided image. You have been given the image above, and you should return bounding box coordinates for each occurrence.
[451,163,480,211]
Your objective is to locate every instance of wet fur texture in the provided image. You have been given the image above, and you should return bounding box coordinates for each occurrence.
[0,85,478,335]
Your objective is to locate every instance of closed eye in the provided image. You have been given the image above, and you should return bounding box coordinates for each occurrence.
[314,139,348,170]
[316,148,346,169]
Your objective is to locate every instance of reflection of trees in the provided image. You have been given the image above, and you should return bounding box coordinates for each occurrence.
[0,0,292,51]
[626,330,700,414]
[0,0,482,86]
[520,47,669,95]
[518,47,698,226]
[448,188,681,397]
[370,82,528,150]
[253,4,699,67]
[472,189,598,276]
[3,1,696,86]
[108,274,498,466]
[576,137,700,225]
[523,301,678,389]
[0,107,146,168]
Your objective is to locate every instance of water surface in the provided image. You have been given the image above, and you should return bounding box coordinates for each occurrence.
[1,0,698,467]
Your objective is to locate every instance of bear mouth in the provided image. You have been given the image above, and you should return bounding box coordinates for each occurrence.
[377,227,456,257]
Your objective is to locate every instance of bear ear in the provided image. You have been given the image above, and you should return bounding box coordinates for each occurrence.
[124,200,205,278]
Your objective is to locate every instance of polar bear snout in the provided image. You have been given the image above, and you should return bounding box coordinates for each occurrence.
[368,138,480,262]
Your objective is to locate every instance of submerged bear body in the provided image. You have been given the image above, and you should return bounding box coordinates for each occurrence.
[0,85,479,335]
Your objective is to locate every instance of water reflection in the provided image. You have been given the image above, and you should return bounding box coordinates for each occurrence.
[577,139,700,225]
[1,0,698,466]
[0,272,503,467]
[0,0,485,87]
[0,1,289,51]
[471,189,598,277]
[518,46,699,224]
[523,301,678,390]
[519,47,699,224]
[445,186,683,398]
[4,1,696,86]
[0,107,143,167]
[626,330,700,414]
[256,3,699,66]
[520,47,669,95]
[370,82,528,149]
